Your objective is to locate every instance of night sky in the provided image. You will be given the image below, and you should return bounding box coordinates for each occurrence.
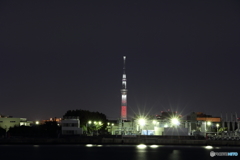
[1,1,240,121]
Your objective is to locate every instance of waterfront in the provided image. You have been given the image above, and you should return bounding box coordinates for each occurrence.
[0,144,239,160]
[1,136,240,146]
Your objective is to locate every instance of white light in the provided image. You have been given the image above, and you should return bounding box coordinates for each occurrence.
[164,124,168,128]
[205,146,213,149]
[137,144,147,149]
[153,120,157,124]
[150,145,158,148]
[138,118,146,126]
[86,144,93,147]
[171,118,180,125]
[35,121,39,125]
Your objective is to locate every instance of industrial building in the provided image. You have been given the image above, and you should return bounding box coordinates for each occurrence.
[0,115,32,131]
[61,116,82,135]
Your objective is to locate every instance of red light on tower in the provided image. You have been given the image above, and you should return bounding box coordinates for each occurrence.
[121,106,127,119]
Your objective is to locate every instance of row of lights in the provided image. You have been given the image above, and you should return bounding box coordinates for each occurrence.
[206,121,220,127]
[88,121,102,125]
[138,117,180,126]
[35,120,113,126]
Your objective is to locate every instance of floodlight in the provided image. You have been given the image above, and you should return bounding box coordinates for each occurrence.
[152,120,157,124]
[171,118,180,126]
[164,124,168,128]
[138,118,146,126]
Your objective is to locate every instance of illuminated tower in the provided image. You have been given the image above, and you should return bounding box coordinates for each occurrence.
[121,56,127,120]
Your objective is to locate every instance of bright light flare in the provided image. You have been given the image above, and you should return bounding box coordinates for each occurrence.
[138,118,146,126]
[171,118,180,126]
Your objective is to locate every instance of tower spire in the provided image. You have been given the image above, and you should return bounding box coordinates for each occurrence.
[123,56,126,74]
[121,56,127,120]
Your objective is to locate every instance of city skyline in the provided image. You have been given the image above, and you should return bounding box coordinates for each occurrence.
[1,1,240,120]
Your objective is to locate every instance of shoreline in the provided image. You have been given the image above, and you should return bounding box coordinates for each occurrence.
[0,137,240,146]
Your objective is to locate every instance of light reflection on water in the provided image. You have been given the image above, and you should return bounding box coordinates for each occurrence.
[205,145,213,149]
[86,144,93,147]
[150,145,158,148]
[137,144,147,149]
[1,144,240,160]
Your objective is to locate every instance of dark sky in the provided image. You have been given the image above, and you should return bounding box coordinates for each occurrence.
[1,0,240,121]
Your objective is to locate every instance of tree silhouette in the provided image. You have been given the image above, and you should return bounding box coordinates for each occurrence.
[63,109,108,133]
[0,127,6,137]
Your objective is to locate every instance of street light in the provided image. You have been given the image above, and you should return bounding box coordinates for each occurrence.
[86,121,92,134]
[216,124,219,135]
[206,121,211,132]
[138,118,146,135]
[107,122,114,135]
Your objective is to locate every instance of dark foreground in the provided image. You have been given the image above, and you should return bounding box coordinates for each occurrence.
[0,144,239,160]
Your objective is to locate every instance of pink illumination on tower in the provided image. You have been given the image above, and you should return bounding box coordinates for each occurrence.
[121,56,127,120]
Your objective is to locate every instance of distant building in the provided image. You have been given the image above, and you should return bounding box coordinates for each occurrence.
[61,116,82,135]
[156,111,182,120]
[0,116,32,131]
[108,116,188,136]
[41,117,62,125]
[187,112,221,135]
[187,112,221,123]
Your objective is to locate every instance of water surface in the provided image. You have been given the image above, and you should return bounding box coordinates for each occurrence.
[0,144,239,160]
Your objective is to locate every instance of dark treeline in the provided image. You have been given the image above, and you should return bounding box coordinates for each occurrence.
[6,121,60,138]
[63,109,108,132]
[0,127,6,137]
